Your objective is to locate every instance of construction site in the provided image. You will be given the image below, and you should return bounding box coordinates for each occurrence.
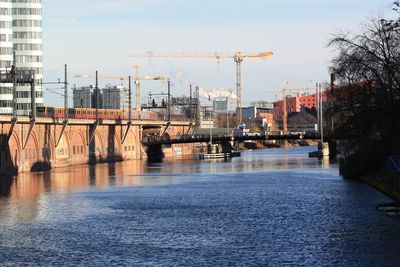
[67,50,331,137]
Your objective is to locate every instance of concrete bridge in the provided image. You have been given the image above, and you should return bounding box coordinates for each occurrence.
[142,132,347,161]
[0,115,193,175]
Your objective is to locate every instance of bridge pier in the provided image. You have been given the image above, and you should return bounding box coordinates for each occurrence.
[328,140,337,159]
[146,144,165,163]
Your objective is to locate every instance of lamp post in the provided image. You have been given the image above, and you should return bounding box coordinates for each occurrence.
[209,94,213,145]
[226,96,229,136]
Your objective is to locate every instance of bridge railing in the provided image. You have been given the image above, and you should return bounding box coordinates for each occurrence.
[0,109,194,122]
[142,133,233,145]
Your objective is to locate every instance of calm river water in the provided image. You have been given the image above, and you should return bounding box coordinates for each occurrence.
[1,147,400,266]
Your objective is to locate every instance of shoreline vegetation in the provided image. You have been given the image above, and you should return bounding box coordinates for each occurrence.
[330,1,400,202]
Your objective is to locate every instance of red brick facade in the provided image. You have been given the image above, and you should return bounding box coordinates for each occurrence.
[273,91,329,122]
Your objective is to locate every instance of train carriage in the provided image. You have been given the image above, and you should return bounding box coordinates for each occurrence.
[37,106,164,121]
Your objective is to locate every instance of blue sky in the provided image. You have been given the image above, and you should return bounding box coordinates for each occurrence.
[42,0,393,107]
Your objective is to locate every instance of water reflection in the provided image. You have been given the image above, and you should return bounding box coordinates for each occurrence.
[0,147,333,225]
[1,147,398,266]
[0,147,334,199]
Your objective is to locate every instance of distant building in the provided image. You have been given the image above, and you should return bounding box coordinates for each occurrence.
[237,106,274,131]
[250,100,274,109]
[240,106,273,120]
[73,85,102,109]
[213,99,227,112]
[13,0,44,114]
[0,0,43,114]
[102,84,129,110]
[213,97,236,112]
[273,91,329,123]
[0,0,13,114]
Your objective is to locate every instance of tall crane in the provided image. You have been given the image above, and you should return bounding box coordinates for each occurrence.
[128,51,273,124]
[75,72,167,111]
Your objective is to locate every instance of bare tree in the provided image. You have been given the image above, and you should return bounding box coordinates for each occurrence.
[329,2,400,180]
[329,2,400,147]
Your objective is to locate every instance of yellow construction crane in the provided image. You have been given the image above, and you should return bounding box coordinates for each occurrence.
[75,72,167,111]
[128,51,273,124]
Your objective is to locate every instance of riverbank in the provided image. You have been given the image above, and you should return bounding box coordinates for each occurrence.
[361,171,400,202]
[340,153,400,202]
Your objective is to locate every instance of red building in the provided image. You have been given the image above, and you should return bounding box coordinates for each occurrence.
[273,91,329,123]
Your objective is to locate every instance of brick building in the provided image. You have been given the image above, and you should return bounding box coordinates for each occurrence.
[273,91,329,123]
[238,106,274,131]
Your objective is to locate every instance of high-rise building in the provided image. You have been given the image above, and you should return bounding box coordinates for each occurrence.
[73,85,95,108]
[0,0,14,114]
[73,85,103,109]
[213,97,236,112]
[103,84,129,110]
[0,0,43,115]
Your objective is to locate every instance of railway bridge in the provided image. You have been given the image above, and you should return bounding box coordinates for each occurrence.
[0,115,193,175]
[142,132,323,146]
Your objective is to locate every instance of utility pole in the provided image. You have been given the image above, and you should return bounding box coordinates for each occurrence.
[128,76,132,122]
[330,73,335,134]
[122,76,133,145]
[64,64,68,122]
[195,86,200,126]
[30,71,36,121]
[282,93,287,133]
[226,96,229,136]
[167,79,171,121]
[134,65,140,112]
[88,71,100,146]
[316,82,319,132]
[95,70,99,123]
[319,83,324,143]
[209,95,213,145]
[189,84,192,122]
[53,65,69,148]
[12,51,17,118]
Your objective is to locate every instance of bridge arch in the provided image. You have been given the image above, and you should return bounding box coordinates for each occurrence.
[121,126,140,160]
[94,130,105,161]
[23,131,43,172]
[55,131,71,166]
[113,131,122,157]
[70,129,86,165]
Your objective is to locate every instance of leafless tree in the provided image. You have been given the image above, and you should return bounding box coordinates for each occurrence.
[329,2,400,147]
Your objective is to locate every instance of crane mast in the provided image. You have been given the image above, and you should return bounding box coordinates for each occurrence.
[134,65,140,111]
[129,51,273,126]
[234,55,244,125]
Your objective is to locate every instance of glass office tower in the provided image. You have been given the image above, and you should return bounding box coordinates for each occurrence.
[12,0,43,115]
